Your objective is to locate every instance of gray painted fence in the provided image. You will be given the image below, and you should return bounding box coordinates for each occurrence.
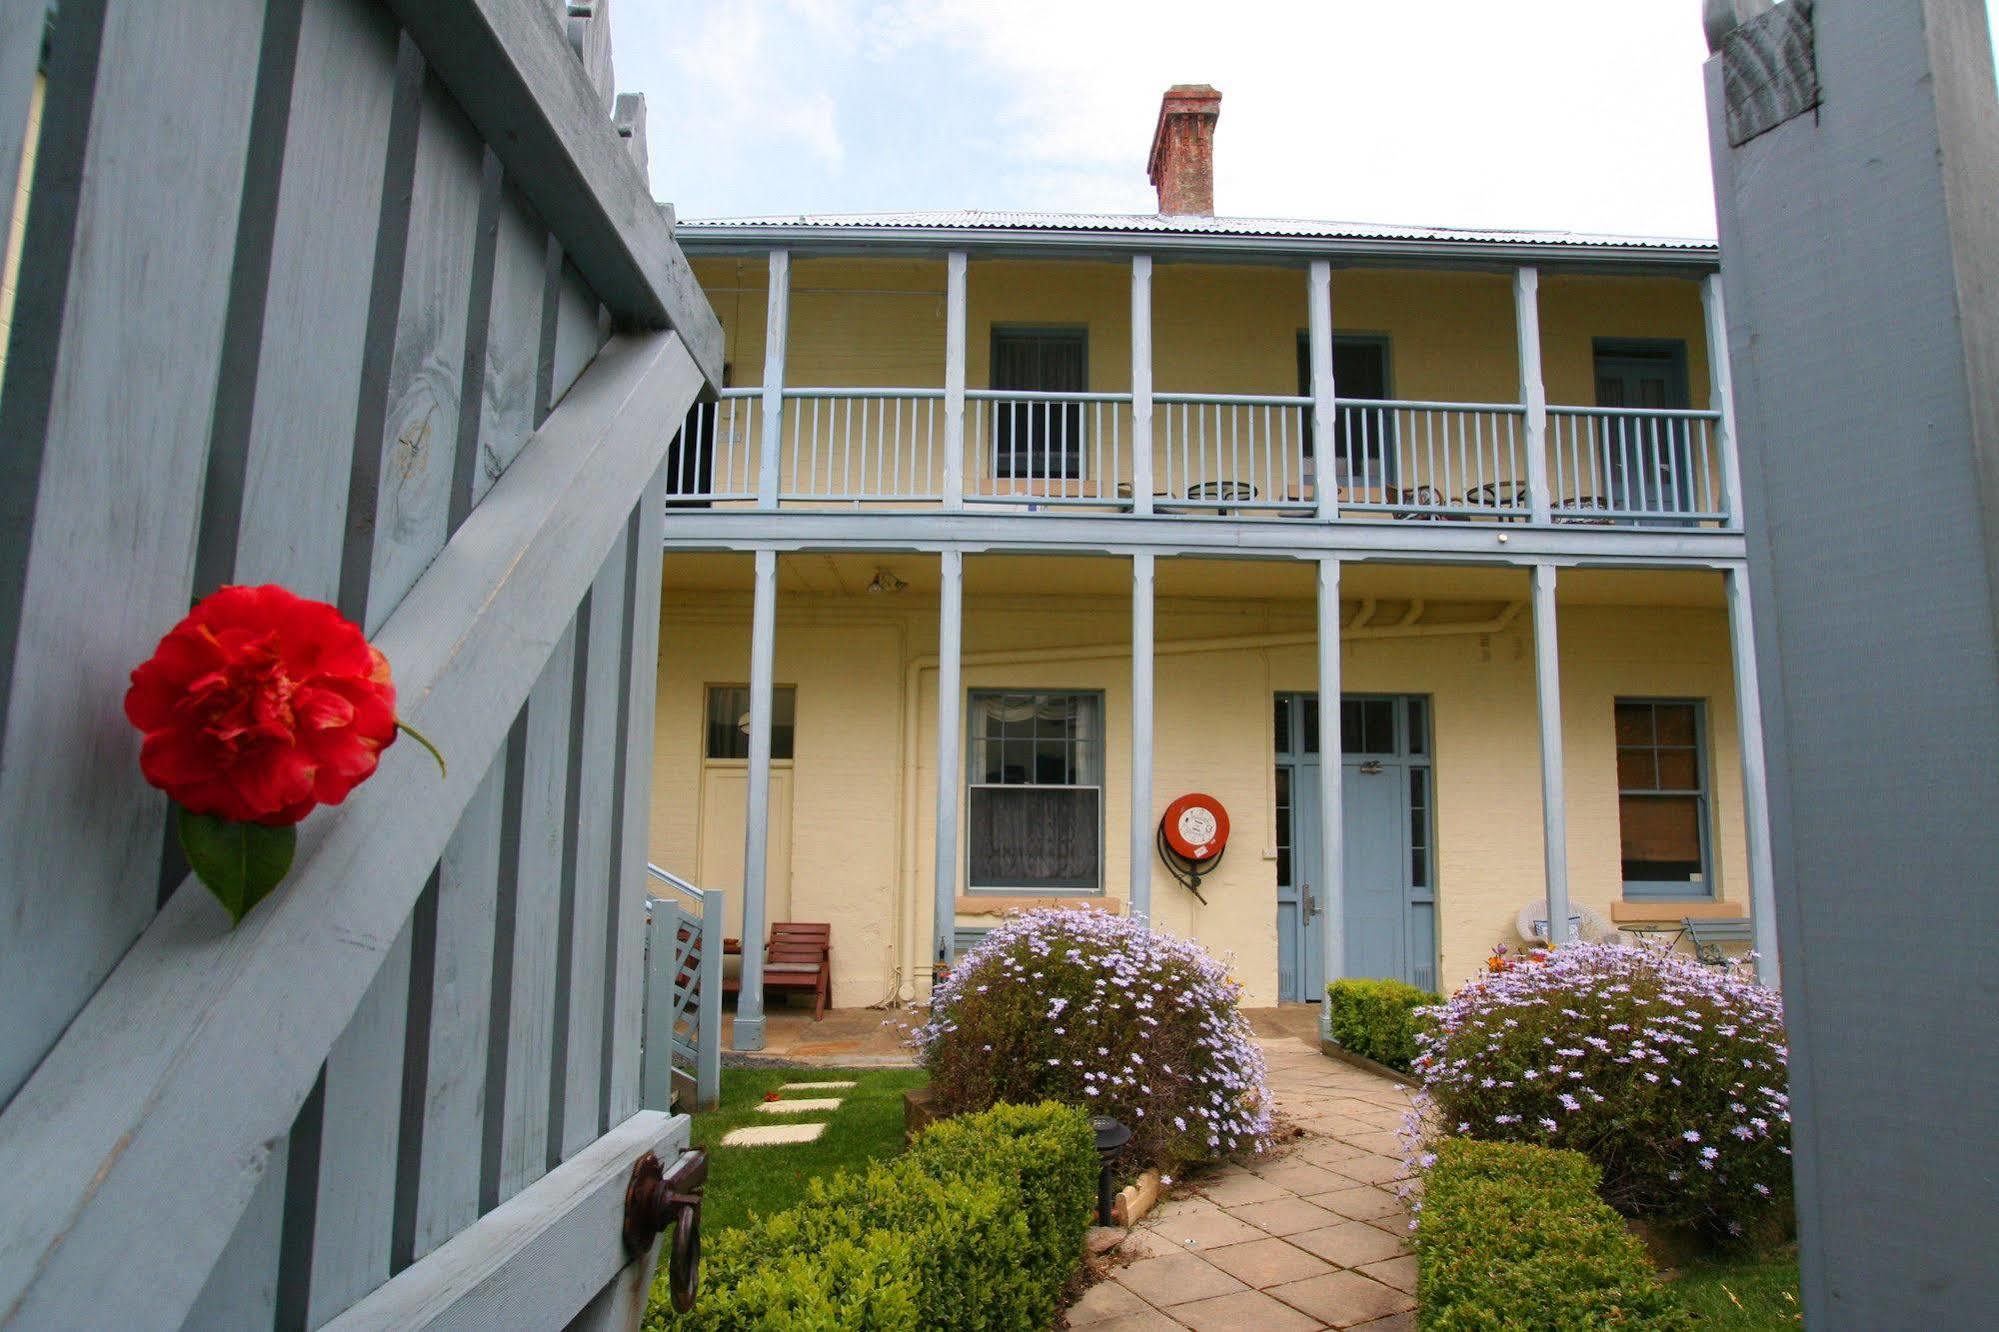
[0,0,718,1326]
[642,866,724,1113]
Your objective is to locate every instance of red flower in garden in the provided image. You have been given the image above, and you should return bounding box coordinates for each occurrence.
[125,585,398,826]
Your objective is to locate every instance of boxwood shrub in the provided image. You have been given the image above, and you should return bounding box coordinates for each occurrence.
[648,1102,1097,1331]
[1415,1139,1690,1330]
[1325,977,1439,1072]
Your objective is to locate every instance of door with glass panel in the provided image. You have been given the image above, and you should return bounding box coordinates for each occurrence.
[1593,341,1693,520]
[1275,693,1437,1000]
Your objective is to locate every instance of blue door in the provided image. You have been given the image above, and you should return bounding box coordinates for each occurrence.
[1276,694,1437,999]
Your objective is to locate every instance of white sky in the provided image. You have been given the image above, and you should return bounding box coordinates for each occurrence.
[612,0,1999,242]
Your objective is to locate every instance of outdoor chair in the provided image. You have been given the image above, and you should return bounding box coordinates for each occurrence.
[1389,485,1456,520]
[723,922,833,1019]
[1463,480,1530,519]
[1682,916,1754,966]
[1552,495,1616,524]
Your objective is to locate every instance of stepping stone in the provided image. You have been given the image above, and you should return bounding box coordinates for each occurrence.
[755,1097,843,1114]
[721,1122,827,1147]
[781,1081,857,1090]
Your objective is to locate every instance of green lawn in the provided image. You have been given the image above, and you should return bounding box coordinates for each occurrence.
[1672,1251,1803,1328]
[688,1066,929,1236]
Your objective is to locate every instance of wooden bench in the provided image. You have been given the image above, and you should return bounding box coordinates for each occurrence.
[723,922,832,1020]
[1683,916,1754,966]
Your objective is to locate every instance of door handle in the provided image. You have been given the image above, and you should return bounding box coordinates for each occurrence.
[1302,883,1316,923]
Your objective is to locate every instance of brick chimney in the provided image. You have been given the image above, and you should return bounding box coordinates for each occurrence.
[1147,84,1222,216]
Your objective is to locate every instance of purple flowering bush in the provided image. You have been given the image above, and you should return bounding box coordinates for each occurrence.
[909,909,1271,1172]
[1414,942,1791,1238]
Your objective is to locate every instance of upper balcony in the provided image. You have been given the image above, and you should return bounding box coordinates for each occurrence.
[662,230,1739,553]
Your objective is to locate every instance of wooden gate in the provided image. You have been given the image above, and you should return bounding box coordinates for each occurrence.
[0,0,720,1325]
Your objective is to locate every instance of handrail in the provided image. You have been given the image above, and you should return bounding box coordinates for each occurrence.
[1547,404,1723,420]
[1335,396,1530,413]
[1156,391,1313,407]
[966,388,1134,403]
[645,862,704,907]
[781,386,946,400]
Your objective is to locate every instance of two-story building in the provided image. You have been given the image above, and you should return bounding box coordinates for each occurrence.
[645,86,1775,1048]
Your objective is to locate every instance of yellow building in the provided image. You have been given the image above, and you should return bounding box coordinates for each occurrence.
[648,88,1773,1046]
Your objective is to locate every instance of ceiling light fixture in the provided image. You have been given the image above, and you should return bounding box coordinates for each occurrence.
[867,569,908,595]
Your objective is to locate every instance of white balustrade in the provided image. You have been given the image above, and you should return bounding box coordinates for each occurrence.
[781,389,947,502]
[1326,399,1531,519]
[965,390,1132,506]
[1156,394,1313,514]
[1547,407,1726,523]
[665,387,759,501]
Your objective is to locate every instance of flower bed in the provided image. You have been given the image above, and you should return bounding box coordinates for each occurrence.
[1325,977,1439,1073]
[1415,942,1791,1239]
[909,908,1270,1172]
[1415,1138,1690,1329]
[648,1102,1097,1330]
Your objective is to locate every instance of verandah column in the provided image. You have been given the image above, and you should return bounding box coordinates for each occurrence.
[1725,565,1780,983]
[1703,274,1746,529]
[1515,267,1553,524]
[1316,556,1344,986]
[932,549,964,974]
[1130,553,1155,919]
[757,250,789,509]
[944,252,967,510]
[1131,256,1154,515]
[1307,261,1338,520]
[1531,563,1571,944]
[735,548,778,1050]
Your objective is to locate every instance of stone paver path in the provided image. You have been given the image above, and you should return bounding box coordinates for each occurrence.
[1072,1037,1419,1331]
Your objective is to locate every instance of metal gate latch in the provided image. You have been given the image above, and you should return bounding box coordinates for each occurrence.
[624,1148,708,1312]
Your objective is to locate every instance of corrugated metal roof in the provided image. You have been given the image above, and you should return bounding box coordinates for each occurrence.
[676,209,1717,253]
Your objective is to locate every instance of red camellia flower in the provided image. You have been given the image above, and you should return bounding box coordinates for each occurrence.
[124,585,398,826]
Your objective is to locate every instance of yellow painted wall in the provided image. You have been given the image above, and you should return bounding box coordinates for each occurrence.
[651,556,1749,1008]
[685,255,1713,505]
[691,254,1712,408]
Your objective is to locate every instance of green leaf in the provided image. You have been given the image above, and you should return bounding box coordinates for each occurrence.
[177,809,297,925]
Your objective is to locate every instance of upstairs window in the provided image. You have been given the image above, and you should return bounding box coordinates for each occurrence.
[990,327,1087,480]
[1296,333,1394,488]
[705,685,796,760]
[966,691,1102,892]
[1616,699,1712,898]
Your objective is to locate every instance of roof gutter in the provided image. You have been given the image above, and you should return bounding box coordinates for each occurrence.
[672,223,1720,275]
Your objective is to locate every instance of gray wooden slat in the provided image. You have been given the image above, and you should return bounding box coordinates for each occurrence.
[408,755,506,1263]
[305,922,415,1327]
[554,532,628,1158]
[549,257,599,411]
[230,0,400,599]
[564,0,614,115]
[496,619,576,1204]
[605,466,667,1122]
[612,91,647,189]
[472,182,548,505]
[321,1110,685,1332]
[0,0,42,233]
[0,0,265,1109]
[361,72,484,635]
[446,148,504,536]
[184,1136,288,1329]
[381,0,723,384]
[0,332,704,1327]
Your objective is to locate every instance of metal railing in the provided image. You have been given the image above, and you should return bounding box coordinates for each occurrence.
[966,389,1132,506]
[1328,399,1532,519]
[1547,406,1727,523]
[1157,394,1313,513]
[642,864,724,1112]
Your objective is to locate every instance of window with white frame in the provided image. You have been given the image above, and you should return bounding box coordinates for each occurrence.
[1615,698,1712,898]
[966,691,1102,892]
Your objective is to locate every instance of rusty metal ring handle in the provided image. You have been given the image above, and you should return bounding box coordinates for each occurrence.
[624,1149,708,1312]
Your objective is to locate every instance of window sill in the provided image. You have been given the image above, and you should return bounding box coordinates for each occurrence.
[957,894,1121,917]
[1611,899,1740,925]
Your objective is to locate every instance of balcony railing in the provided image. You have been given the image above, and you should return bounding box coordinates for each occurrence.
[665,388,1732,528]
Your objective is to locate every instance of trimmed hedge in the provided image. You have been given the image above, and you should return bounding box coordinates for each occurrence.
[1325,978,1438,1072]
[648,1102,1098,1331]
[1415,1139,1690,1331]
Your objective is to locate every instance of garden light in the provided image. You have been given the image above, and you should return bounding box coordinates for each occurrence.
[1090,1114,1132,1225]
